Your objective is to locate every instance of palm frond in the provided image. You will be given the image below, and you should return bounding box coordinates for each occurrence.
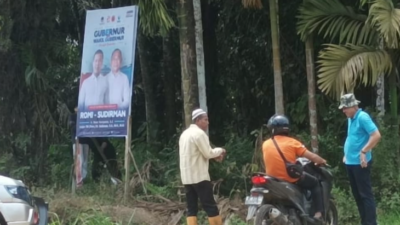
[368,0,400,48]
[297,0,377,45]
[138,0,175,37]
[317,44,392,99]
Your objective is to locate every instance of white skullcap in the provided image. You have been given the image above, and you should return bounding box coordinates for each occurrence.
[192,108,207,120]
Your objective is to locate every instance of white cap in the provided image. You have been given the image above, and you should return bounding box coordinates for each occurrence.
[192,108,207,120]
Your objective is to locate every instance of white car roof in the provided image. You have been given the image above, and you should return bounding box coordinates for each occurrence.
[0,175,26,186]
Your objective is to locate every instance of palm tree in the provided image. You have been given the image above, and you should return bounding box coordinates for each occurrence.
[178,0,199,128]
[297,0,399,109]
[303,0,319,153]
[136,0,175,142]
[193,0,208,114]
[242,0,285,114]
[297,0,400,163]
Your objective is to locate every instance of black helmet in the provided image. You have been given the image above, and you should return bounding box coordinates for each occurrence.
[267,114,290,135]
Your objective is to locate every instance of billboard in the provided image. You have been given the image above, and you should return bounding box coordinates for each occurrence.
[76,6,139,137]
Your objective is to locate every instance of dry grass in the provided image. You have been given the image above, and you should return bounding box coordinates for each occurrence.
[31,159,248,224]
[34,184,247,225]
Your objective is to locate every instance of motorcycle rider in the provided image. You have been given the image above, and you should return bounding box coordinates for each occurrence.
[262,114,327,221]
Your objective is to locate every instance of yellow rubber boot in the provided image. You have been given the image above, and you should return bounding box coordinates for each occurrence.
[186,216,198,225]
[208,215,223,225]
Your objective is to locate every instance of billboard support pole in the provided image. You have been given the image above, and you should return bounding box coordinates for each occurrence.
[124,115,132,202]
[71,139,79,195]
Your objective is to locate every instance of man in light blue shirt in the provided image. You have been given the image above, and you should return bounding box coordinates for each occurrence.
[340,93,381,225]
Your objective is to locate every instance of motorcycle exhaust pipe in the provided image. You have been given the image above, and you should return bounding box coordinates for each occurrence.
[269,208,293,225]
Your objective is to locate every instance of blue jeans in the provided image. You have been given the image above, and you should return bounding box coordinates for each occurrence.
[346,161,377,225]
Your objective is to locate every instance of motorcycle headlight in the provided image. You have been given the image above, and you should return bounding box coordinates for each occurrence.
[5,186,33,206]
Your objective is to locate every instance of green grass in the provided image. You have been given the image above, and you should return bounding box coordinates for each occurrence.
[334,210,400,225]
[378,211,400,225]
[48,210,124,225]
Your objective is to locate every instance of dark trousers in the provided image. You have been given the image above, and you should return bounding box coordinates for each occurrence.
[185,180,219,217]
[346,161,377,225]
[296,172,324,214]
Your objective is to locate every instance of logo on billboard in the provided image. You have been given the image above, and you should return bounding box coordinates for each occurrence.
[126,10,133,18]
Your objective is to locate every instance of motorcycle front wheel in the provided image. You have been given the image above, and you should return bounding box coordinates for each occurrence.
[324,199,338,225]
[254,204,276,225]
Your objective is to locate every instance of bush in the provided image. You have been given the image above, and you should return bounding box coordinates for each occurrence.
[209,134,256,197]
[331,187,359,224]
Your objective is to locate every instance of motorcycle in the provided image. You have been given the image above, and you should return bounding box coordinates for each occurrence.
[244,157,338,225]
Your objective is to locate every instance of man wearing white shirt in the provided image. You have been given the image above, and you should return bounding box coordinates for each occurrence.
[78,50,108,109]
[179,109,226,225]
[106,48,130,109]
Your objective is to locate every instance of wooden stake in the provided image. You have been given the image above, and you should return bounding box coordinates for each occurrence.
[128,146,148,196]
[72,138,79,195]
[124,116,132,203]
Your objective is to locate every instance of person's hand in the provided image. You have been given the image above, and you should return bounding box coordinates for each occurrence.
[214,155,223,162]
[343,156,346,164]
[214,149,226,162]
[314,159,327,167]
[360,153,368,168]
[221,148,226,155]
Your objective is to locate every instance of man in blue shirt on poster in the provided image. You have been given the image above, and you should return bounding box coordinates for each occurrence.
[339,93,381,225]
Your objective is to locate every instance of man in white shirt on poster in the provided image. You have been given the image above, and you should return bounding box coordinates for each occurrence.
[106,48,130,109]
[78,49,109,110]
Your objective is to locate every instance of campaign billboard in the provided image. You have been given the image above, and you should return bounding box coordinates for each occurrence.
[76,6,138,137]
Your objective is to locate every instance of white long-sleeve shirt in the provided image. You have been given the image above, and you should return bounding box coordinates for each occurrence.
[106,71,130,108]
[179,124,223,185]
[78,73,108,109]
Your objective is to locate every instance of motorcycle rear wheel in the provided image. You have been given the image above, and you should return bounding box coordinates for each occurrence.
[254,204,276,225]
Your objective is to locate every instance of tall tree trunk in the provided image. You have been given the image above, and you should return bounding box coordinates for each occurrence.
[269,0,284,114]
[305,36,319,153]
[178,0,199,128]
[376,40,385,117]
[389,69,399,170]
[192,0,207,113]
[202,0,224,141]
[138,31,159,143]
[162,33,177,138]
[389,68,400,172]
[376,75,385,117]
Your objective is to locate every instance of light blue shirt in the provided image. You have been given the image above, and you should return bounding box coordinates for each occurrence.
[344,109,378,165]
